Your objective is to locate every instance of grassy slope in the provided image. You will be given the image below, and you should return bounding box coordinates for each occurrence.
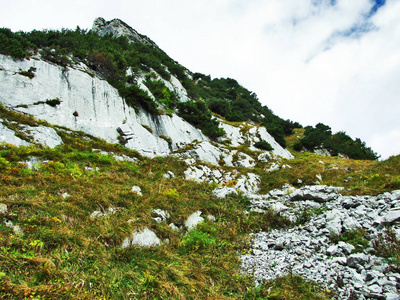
[0,109,399,299]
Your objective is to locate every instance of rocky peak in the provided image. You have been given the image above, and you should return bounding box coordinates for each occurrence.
[92,17,157,47]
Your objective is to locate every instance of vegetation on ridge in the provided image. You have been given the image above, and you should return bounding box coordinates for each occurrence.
[293,123,379,161]
[0,26,380,158]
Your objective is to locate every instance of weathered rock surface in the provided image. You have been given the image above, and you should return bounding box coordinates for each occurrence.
[90,207,121,219]
[0,54,290,161]
[212,187,238,199]
[93,17,157,47]
[0,54,206,157]
[185,164,260,195]
[152,209,170,223]
[242,186,400,299]
[0,203,8,214]
[0,120,30,147]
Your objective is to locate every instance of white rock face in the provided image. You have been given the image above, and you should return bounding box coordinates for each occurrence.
[220,122,293,160]
[0,120,30,147]
[0,54,293,161]
[0,54,206,158]
[23,125,63,148]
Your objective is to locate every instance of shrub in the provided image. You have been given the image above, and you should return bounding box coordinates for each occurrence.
[177,100,225,139]
[119,84,158,114]
[181,228,216,251]
[159,134,172,144]
[34,98,61,107]
[294,124,379,160]
[254,140,273,151]
[373,227,400,267]
[18,67,36,79]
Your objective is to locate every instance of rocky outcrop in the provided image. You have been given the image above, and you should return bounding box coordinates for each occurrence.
[185,163,260,195]
[241,185,400,299]
[92,17,157,47]
[0,118,62,148]
[220,122,293,159]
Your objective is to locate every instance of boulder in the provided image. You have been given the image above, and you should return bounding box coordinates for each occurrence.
[212,187,238,199]
[131,186,143,196]
[0,203,7,214]
[152,209,170,223]
[384,210,400,224]
[185,211,204,230]
[0,120,30,147]
[131,228,161,247]
[347,253,369,268]
[289,186,339,203]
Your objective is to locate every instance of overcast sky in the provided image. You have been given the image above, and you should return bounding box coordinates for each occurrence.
[1,0,399,159]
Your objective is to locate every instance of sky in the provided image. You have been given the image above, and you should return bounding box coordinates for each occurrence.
[0,0,399,159]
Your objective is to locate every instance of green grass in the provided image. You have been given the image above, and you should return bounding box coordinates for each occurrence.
[0,138,333,299]
[1,108,399,299]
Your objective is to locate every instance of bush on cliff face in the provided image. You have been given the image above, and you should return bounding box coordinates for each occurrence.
[254,140,274,151]
[177,100,225,139]
[144,79,179,111]
[119,84,158,114]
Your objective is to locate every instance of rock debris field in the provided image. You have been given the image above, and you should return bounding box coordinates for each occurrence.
[240,185,400,300]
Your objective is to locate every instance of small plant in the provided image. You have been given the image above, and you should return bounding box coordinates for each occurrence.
[73,111,79,117]
[372,227,400,268]
[18,67,36,79]
[141,124,153,133]
[330,228,369,253]
[181,228,216,251]
[159,134,172,144]
[163,188,180,200]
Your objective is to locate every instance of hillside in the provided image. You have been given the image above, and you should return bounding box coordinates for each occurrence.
[0,18,399,299]
[0,17,378,160]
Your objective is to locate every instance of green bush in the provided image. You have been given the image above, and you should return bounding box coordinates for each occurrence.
[119,84,157,114]
[294,123,379,160]
[181,228,216,251]
[254,140,273,151]
[144,79,178,110]
[177,100,225,139]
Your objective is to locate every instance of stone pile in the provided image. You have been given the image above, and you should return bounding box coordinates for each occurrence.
[241,185,400,299]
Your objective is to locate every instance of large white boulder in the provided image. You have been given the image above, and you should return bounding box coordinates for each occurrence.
[130,228,161,247]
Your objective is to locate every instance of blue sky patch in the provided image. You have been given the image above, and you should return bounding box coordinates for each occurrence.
[368,0,386,16]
